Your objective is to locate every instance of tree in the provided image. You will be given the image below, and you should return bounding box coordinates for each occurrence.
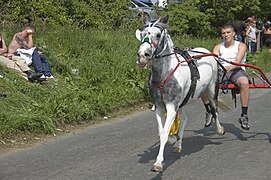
[0,0,130,29]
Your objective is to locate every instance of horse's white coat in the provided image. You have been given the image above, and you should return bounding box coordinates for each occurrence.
[136,17,224,172]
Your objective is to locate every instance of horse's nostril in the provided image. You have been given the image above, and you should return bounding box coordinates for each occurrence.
[145,53,150,57]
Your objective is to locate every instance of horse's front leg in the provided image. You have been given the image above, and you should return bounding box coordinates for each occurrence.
[172,108,187,153]
[152,105,176,172]
[154,106,165,137]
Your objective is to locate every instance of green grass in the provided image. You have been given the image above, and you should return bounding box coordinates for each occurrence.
[0,25,270,141]
[0,26,148,139]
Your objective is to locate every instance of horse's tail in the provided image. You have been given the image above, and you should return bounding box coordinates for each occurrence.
[217,96,231,112]
[206,90,231,112]
[213,66,231,112]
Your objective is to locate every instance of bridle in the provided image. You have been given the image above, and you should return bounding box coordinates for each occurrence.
[140,22,169,60]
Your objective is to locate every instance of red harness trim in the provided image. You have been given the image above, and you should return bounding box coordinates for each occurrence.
[156,52,193,100]
[222,83,270,89]
[203,53,271,85]
[153,52,271,101]
[151,41,158,47]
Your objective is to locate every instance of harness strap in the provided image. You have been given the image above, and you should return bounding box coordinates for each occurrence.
[176,49,200,108]
[219,69,239,108]
[231,89,238,108]
[153,51,188,101]
[154,49,201,104]
[158,54,182,100]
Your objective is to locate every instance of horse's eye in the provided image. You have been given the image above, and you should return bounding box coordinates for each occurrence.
[156,33,161,38]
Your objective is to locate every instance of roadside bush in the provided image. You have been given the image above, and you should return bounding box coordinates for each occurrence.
[160,3,213,37]
[0,0,130,29]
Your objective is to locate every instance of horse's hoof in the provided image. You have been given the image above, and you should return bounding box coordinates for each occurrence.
[172,147,182,153]
[151,165,163,172]
[217,129,225,135]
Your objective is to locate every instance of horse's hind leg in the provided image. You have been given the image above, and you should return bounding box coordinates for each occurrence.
[209,100,225,135]
[172,108,187,153]
[201,93,215,127]
[203,84,225,135]
[208,88,225,135]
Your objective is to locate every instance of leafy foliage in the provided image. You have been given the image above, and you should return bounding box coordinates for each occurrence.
[160,3,212,37]
[159,0,271,36]
[187,0,271,27]
[1,0,271,36]
[0,0,130,29]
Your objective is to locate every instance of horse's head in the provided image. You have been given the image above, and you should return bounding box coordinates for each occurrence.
[135,15,171,68]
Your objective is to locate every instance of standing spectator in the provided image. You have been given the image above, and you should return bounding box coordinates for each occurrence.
[234,20,248,43]
[263,21,271,52]
[256,19,265,48]
[0,32,43,81]
[247,15,256,23]
[8,23,54,80]
[246,20,257,55]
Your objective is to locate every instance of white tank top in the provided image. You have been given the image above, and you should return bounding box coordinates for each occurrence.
[219,40,246,70]
[248,26,256,42]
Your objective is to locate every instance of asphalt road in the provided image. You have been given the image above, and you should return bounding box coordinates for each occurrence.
[0,88,271,180]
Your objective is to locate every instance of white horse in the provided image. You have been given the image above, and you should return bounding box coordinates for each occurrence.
[136,16,226,172]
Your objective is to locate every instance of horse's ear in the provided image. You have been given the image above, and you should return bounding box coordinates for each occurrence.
[160,15,169,24]
[135,29,143,41]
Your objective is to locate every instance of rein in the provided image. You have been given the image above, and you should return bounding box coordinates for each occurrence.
[190,51,271,85]
[154,50,223,101]
[155,49,226,102]
[156,49,271,102]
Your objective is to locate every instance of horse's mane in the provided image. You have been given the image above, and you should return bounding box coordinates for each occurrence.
[156,22,170,31]
[144,20,171,33]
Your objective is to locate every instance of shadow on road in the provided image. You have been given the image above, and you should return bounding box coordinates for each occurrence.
[195,123,248,141]
[137,122,271,179]
[137,134,221,179]
[194,122,271,143]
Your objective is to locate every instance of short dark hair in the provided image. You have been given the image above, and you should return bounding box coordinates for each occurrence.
[221,23,235,32]
[24,23,36,31]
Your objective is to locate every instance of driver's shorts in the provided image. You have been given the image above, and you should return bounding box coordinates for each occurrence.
[219,67,251,84]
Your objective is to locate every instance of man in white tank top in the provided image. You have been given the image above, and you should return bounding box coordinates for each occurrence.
[202,24,251,130]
